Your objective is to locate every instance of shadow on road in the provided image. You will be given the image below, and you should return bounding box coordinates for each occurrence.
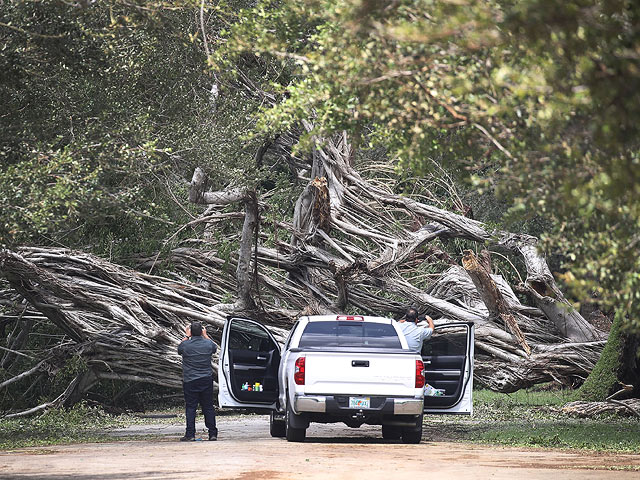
[302,436,404,444]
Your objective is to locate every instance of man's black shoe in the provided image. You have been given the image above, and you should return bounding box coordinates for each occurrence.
[180,435,195,442]
[208,433,217,441]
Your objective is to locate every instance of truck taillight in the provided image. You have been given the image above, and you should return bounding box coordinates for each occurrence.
[294,357,306,385]
[415,360,425,388]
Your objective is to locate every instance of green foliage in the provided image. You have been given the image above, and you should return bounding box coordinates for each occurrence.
[0,402,122,449]
[0,148,99,240]
[0,351,88,412]
[0,1,257,256]
[214,0,496,161]
[51,355,88,394]
[216,235,239,273]
[576,312,624,401]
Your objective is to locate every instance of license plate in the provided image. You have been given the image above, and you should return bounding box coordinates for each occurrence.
[349,396,370,409]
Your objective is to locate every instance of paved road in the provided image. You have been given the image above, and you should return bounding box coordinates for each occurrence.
[1,415,639,479]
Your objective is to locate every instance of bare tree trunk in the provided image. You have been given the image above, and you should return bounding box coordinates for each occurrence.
[497,236,602,342]
[236,191,258,311]
[188,168,257,312]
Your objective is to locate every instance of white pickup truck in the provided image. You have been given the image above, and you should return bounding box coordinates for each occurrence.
[218,314,474,443]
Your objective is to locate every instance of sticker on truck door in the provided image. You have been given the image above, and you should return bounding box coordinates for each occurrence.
[349,396,370,409]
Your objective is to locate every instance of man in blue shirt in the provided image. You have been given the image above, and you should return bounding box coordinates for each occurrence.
[398,307,434,352]
[178,321,218,441]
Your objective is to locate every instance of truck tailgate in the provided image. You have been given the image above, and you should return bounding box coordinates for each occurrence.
[302,351,418,396]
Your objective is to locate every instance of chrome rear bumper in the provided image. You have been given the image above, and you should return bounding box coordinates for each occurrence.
[293,395,423,415]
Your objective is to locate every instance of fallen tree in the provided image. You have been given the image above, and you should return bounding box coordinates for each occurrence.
[0,129,610,417]
[562,383,639,417]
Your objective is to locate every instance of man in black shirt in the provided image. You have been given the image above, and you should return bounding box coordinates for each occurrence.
[178,321,218,441]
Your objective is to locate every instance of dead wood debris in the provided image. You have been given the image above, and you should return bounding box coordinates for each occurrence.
[0,130,609,416]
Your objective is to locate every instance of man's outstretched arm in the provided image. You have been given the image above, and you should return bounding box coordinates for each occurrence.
[425,315,434,331]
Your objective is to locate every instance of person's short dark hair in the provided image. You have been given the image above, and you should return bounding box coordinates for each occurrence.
[190,322,203,336]
[406,307,419,323]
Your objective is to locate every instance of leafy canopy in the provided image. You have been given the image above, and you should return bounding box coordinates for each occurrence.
[0,0,264,256]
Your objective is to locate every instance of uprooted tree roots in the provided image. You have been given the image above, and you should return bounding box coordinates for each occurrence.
[1,130,610,417]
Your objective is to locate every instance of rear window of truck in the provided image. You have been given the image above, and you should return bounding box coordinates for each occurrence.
[298,321,402,348]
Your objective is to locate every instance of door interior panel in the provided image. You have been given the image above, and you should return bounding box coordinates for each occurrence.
[427,355,465,370]
[226,319,280,403]
[422,327,470,408]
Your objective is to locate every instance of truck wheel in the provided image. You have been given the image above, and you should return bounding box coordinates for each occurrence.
[401,414,423,444]
[270,411,286,438]
[285,400,306,442]
[381,425,402,440]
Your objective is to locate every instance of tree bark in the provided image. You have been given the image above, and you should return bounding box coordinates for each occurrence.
[462,250,531,355]
[188,168,257,312]
[236,191,258,311]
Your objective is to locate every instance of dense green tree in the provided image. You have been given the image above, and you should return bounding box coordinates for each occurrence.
[0,0,264,257]
[0,0,278,411]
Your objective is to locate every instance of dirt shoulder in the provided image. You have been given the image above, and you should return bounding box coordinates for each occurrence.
[1,415,639,480]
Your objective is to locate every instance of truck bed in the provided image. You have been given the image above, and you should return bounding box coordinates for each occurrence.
[294,348,421,397]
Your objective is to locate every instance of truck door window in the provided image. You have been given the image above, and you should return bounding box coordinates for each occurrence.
[421,327,468,357]
[283,319,300,351]
[229,319,277,351]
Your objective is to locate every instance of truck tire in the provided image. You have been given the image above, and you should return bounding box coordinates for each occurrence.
[401,414,423,444]
[381,425,402,440]
[270,411,286,438]
[285,400,306,442]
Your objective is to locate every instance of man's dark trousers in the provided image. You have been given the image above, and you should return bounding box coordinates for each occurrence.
[183,374,218,438]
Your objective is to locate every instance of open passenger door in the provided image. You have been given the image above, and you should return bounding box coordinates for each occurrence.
[422,322,474,415]
[218,316,281,409]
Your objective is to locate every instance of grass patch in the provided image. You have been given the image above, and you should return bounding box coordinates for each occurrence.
[2,389,639,453]
[473,387,574,407]
[0,402,129,449]
[475,422,640,452]
[424,389,640,453]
